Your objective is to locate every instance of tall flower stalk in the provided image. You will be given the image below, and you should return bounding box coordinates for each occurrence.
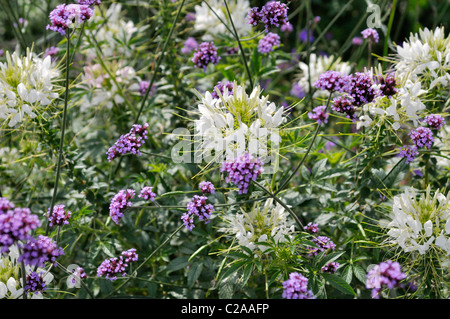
[45,33,72,236]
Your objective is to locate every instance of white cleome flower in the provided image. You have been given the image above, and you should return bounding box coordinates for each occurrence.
[394,26,450,90]
[354,64,427,131]
[78,62,140,111]
[0,49,60,127]
[220,198,295,254]
[433,125,450,168]
[82,3,143,60]
[194,0,252,41]
[385,186,450,256]
[193,82,286,164]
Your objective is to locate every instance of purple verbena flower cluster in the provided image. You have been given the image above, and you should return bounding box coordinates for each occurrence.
[313,70,348,93]
[0,206,40,253]
[378,73,398,98]
[0,197,14,213]
[181,37,198,54]
[332,95,356,121]
[97,257,127,281]
[46,4,94,35]
[399,145,419,164]
[122,248,139,263]
[199,181,215,194]
[182,195,215,231]
[43,46,59,62]
[307,235,336,257]
[25,272,47,294]
[97,248,139,281]
[211,81,234,99]
[308,105,329,125]
[109,189,135,224]
[366,260,406,299]
[258,32,281,53]
[221,152,264,195]
[106,123,149,162]
[76,0,101,6]
[138,186,156,201]
[139,80,157,96]
[409,126,434,149]
[71,266,87,284]
[192,42,220,71]
[344,72,377,106]
[282,272,315,299]
[19,235,64,267]
[247,1,290,32]
[44,204,72,228]
[361,28,379,43]
[321,261,339,274]
[424,114,445,130]
[304,222,319,233]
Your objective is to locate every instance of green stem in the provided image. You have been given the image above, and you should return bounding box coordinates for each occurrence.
[223,0,254,89]
[45,33,71,236]
[134,0,185,123]
[19,248,27,300]
[253,180,304,229]
[104,224,184,298]
[113,0,186,176]
[383,0,397,69]
[276,91,333,195]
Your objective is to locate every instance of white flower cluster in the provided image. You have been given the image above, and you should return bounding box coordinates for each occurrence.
[358,67,427,130]
[296,53,351,98]
[385,186,450,256]
[0,49,59,127]
[394,26,450,89]
[194,0,252,41]
[78,62,140,111]
[194,82,286,162]
[433,125,450,168]
[82,3,143,60]
[221,198,295,253]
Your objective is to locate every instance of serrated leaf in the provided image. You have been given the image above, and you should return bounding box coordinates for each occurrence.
[241,263,253,287]
[341,264,353,284]
[316,251,345,269]
[187,262,203,288]
[166,256,189,273]
[321,273,356,296]
[352,264,367,284]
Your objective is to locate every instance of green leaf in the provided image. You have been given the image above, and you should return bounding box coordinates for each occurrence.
[187,262,203,288]
[321,273,356,296]
[341,264,353,284]
[352,264,367,284]
[166,256,190,273]
[241,263,254,287]
[311,158,328,177]
[316,251,345,269]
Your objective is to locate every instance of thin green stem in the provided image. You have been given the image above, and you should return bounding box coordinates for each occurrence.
[45,33,71,236]
[223,0,254,89]
[104,224,184,298]
[134,0,185,123]
[383,0,397,69]
[113,0,186,176]
[56,262,95,299]
[19,247,27,300]
[276,92,333,195]
[253,180,304,229]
